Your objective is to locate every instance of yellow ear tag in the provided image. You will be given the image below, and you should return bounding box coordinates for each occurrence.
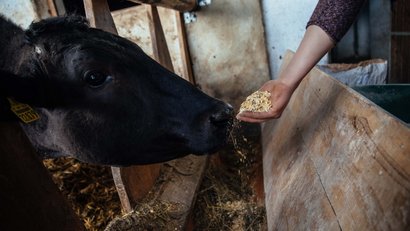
[7,98,40,123]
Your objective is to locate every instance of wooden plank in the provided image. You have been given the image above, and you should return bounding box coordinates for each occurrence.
[111,164,161,212]
[0,122,85,231]
[127,0,197,12]
[392,0,410,32]
[83,0,117,34]
[390,35,410,83]
[174,11,195,83]
[158,156,208,229]
[262,51,410,230]
[46,0,58,16]
[147,5,174,71]
[83,0,161,213]
[390,0,410,83]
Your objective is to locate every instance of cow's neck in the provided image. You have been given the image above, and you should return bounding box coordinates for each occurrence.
[0,16,27,73]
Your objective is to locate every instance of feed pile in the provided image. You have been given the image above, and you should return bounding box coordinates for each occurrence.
[239,90,272,113]
[192,121,267,230]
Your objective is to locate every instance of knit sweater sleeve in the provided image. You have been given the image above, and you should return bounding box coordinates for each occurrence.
[307,0,366,43]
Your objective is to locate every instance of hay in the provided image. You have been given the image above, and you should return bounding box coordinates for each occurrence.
[43,158,121,231]
[42,120,267,231]
[105,200,184,231]
[192,120,267,230]
[239,90,272,113]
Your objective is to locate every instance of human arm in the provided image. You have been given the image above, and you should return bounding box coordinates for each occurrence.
[236,0,366,123]
[236,25,334,123]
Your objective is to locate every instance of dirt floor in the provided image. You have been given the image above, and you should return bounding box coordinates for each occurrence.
[43,122,267,231]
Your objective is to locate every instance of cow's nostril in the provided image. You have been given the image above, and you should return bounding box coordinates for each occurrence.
[210,104,234,127]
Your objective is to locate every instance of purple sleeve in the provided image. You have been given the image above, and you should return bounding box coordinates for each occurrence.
[307,0,366,42]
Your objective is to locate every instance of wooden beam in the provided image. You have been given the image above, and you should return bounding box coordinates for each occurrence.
[83,0,161,213]
[390,0,410,83]
[83,0,118,34]
[147,5,174,72]
[47,0,58,16]
[0,122,85,231]
[262,50,410,230]
[174,11,195,83]
[128,0,197,12]
[111,164,161,212]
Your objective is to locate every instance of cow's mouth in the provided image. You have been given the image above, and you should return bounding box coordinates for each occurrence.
[209,104,234,128]
[186,104,234,155]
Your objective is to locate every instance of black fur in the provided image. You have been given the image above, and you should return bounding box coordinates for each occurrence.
[25,16,89,44]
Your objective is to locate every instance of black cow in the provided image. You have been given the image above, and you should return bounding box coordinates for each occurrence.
[0,15,233,166]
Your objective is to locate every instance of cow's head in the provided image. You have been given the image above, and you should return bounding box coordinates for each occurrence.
[3,16,233,166]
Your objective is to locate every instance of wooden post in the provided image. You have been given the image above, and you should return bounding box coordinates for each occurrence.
[128,0,197,12]
[147,5,174,71]
[390,0,410,83]
[83,0,161,213]
[83,0,118,34]
[174,11,195,83]
[0,122,85,231]
[111,164,161,213]
[46,0,58,16]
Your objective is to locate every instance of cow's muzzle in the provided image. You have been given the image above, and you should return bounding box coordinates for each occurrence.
[209,103,234,128]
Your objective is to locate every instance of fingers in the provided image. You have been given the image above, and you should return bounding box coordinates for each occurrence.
[235,114,267,123]
[236,110,282,123]
[237,110,274,119]
[237,106,281,118]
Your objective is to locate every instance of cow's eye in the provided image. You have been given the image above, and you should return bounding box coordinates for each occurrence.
[83,71,111,88]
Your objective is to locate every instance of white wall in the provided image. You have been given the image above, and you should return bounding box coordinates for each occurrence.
[1,0,38,28]
[261,0,329,79]
[0,0,52,28]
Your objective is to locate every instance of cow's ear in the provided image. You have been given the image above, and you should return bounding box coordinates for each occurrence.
[0,70,47,107]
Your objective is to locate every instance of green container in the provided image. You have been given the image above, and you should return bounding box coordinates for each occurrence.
[353,84,410,123]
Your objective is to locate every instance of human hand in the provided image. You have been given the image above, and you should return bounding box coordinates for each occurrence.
[236,79,295,123]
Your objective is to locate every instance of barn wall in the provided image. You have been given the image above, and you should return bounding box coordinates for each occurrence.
[261,0,329,80]
[185,0,270,109]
